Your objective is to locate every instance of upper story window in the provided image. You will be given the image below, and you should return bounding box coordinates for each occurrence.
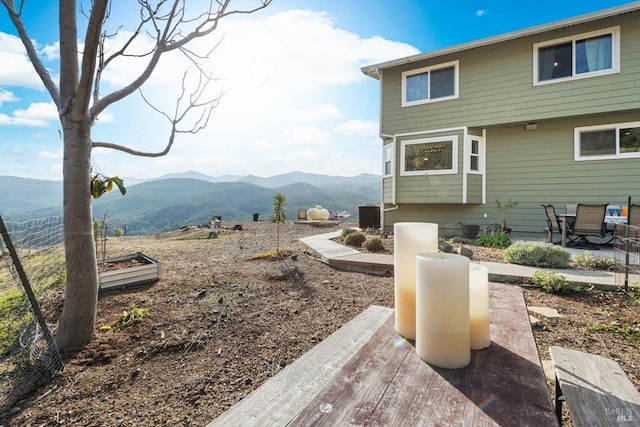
[533,27,620,86]
[574,121,640,161]
[400,136,458,176]
[402,61,459,106]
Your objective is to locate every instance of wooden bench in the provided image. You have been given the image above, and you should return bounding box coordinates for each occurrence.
[549,346,640,426]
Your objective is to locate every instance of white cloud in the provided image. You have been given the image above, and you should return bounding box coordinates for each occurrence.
[284,125,330,146]
[41,41,60,60]
[334,119,378,136]
[286,105,343,121]
[0,89,18,106]
[476,10,488,17]
[0,32,47,88]
[0,101,58,126]
[38,149,63,159]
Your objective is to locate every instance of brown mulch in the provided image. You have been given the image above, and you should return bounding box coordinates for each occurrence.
[3,222,638,426]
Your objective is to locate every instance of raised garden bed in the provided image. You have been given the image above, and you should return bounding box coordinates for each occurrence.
[98,252,161,290]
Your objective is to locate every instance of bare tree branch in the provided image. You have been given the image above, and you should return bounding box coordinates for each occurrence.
[90,0,270,118]
[76,0,109,119]
[92,66,222,156]
[1,0,61,108]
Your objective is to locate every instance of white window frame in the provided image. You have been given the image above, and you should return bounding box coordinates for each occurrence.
[401,60,459,107]
[466,136,484,174]
[574,121,640,161]
[383,142,394,177]
[400,136,458,176]
[533,26,620,86]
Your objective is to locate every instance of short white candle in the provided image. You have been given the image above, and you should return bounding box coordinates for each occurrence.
[469,263,491,350]
[415,252,470,369]
[393,223,438,340]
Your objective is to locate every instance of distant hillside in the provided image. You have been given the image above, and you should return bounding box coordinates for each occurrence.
[239,171,380,188]
[91,179,377,235]
[0,176,62,213]
[0,173,380,235]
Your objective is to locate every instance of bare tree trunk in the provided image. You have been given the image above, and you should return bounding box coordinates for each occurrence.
[56,120,98,351]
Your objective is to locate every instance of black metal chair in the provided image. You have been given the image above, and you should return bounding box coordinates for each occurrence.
[541,204,562,244]
[567,203,608,250]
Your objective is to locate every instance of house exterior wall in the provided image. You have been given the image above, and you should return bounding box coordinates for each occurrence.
[382,111,640,235]
[380,13,640,133]
[377,10,640,235]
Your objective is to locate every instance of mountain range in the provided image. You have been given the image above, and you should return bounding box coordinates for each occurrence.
[0,171,380,235]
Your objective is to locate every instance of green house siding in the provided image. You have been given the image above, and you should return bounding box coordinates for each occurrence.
[382,177,393,204]
[382,112,640,235]
[379,12,640,134]
[466,175,482,204]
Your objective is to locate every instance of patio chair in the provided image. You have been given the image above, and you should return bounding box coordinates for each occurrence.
[566,203,607,250]
[628,204,640,227]
[541,204,562,244]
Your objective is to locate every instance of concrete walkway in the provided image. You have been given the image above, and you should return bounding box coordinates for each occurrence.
[300,231,621,289]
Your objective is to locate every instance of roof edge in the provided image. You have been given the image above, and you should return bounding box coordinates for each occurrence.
[361,2,640,79]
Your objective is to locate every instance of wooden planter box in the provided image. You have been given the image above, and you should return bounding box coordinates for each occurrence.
[98,252,161,290]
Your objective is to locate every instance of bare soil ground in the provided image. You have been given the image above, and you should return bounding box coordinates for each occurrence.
[3,221,639,426]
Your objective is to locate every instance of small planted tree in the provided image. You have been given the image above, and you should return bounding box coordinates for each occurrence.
[270,193,287,253]
[495,198,519,232]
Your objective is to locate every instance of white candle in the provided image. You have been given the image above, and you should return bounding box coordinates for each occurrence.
[415,252,470,369]
[469,263,491,350]
[393,223,438,340]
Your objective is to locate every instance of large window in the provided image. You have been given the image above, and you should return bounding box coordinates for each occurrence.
[402,61,459,106]
[534,27,619,85]
[401,136,458,175]
[574,122,640,161]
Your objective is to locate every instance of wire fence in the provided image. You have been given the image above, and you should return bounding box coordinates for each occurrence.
[614,223,640,291]
[0,215,65,416]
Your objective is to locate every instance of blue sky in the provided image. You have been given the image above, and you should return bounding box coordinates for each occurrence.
[0,0,637,180]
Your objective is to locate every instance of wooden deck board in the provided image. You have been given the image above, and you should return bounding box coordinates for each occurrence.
[207,305,393,427]
[550,346,640,426]
[290,283,557,426]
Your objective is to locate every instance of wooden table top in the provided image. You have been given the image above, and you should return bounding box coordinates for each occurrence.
[209,283,558,426]
[290,283,557,426]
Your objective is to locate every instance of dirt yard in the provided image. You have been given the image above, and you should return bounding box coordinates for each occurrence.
[3,221,639,426]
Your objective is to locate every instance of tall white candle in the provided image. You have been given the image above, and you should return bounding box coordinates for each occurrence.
[394,223,438,340]
[415,252,470,369]
[469,263,491,350]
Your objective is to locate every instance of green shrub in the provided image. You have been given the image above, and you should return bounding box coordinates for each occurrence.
[532,269,570,293]
[340,228,358,240]
[344,231,366,247]
[573,251,617,271]
[503,241,570,268]
[438,239,453,253]
[363,236,385,252]
[475,231,511,249]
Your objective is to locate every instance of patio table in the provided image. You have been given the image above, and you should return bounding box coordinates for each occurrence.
[209,283,558,426]
[558,214,627,247]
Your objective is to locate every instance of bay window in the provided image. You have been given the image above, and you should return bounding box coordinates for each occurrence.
[401,136,458,175]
